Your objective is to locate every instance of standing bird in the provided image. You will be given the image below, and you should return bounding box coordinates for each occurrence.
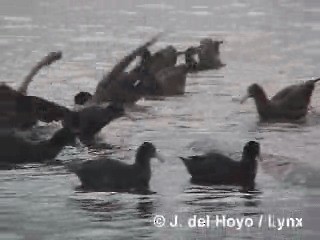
[69,142,165,192]
[240,78,320,121]
[180,141,261,187]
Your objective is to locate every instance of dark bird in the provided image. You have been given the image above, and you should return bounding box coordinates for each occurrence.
[177,38,225,72]
[32,96,125,143]
[240,78,320,121]
[69,142,165,192]
[146,45,179,74]
[180,141,261,187]
[74,34,161,105]
[143,47,198,96]
[22,96,125,143]
[1,91,124,143]
[0,127,75,165]
[195,38,225,71]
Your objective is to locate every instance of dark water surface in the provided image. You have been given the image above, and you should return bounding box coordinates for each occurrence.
[1,0,320,239]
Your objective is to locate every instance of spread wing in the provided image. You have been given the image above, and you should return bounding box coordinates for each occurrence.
[18,51,62,95]
[19,95,71,123]
[92,34,161,103]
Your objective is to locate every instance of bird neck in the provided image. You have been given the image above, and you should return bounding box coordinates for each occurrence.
[135,151,152,168]
[240,153,257,174]
[252,89,270,115]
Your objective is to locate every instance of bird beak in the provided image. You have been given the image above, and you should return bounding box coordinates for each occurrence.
[240,94,250,104]
[155,151,166,163]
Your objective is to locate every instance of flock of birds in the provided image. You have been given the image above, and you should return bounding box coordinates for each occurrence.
[1,33,319,193]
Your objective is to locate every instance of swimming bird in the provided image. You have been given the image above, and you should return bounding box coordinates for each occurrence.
[2,91,124,143]
[1,51,123,145]
[19,95,124,141]
[240,78,320,121]
[0,127,75,164]
[74,34,161,105]
[196,38,225,71]
[69,142,165,192]
[146,45,179,74]
[180,141,261,187]
[74,52,154,106]
[30,96,125,143]
[146,47,198,96]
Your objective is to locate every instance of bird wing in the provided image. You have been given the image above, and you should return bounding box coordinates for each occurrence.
[272,83,312,113]
[74,159,133,189]
[77,104,123,139]
[271,84,300,102]
[92,35,160,103]
[21,95,71,123]
[181,152,239,178]
[18,51,62,95]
